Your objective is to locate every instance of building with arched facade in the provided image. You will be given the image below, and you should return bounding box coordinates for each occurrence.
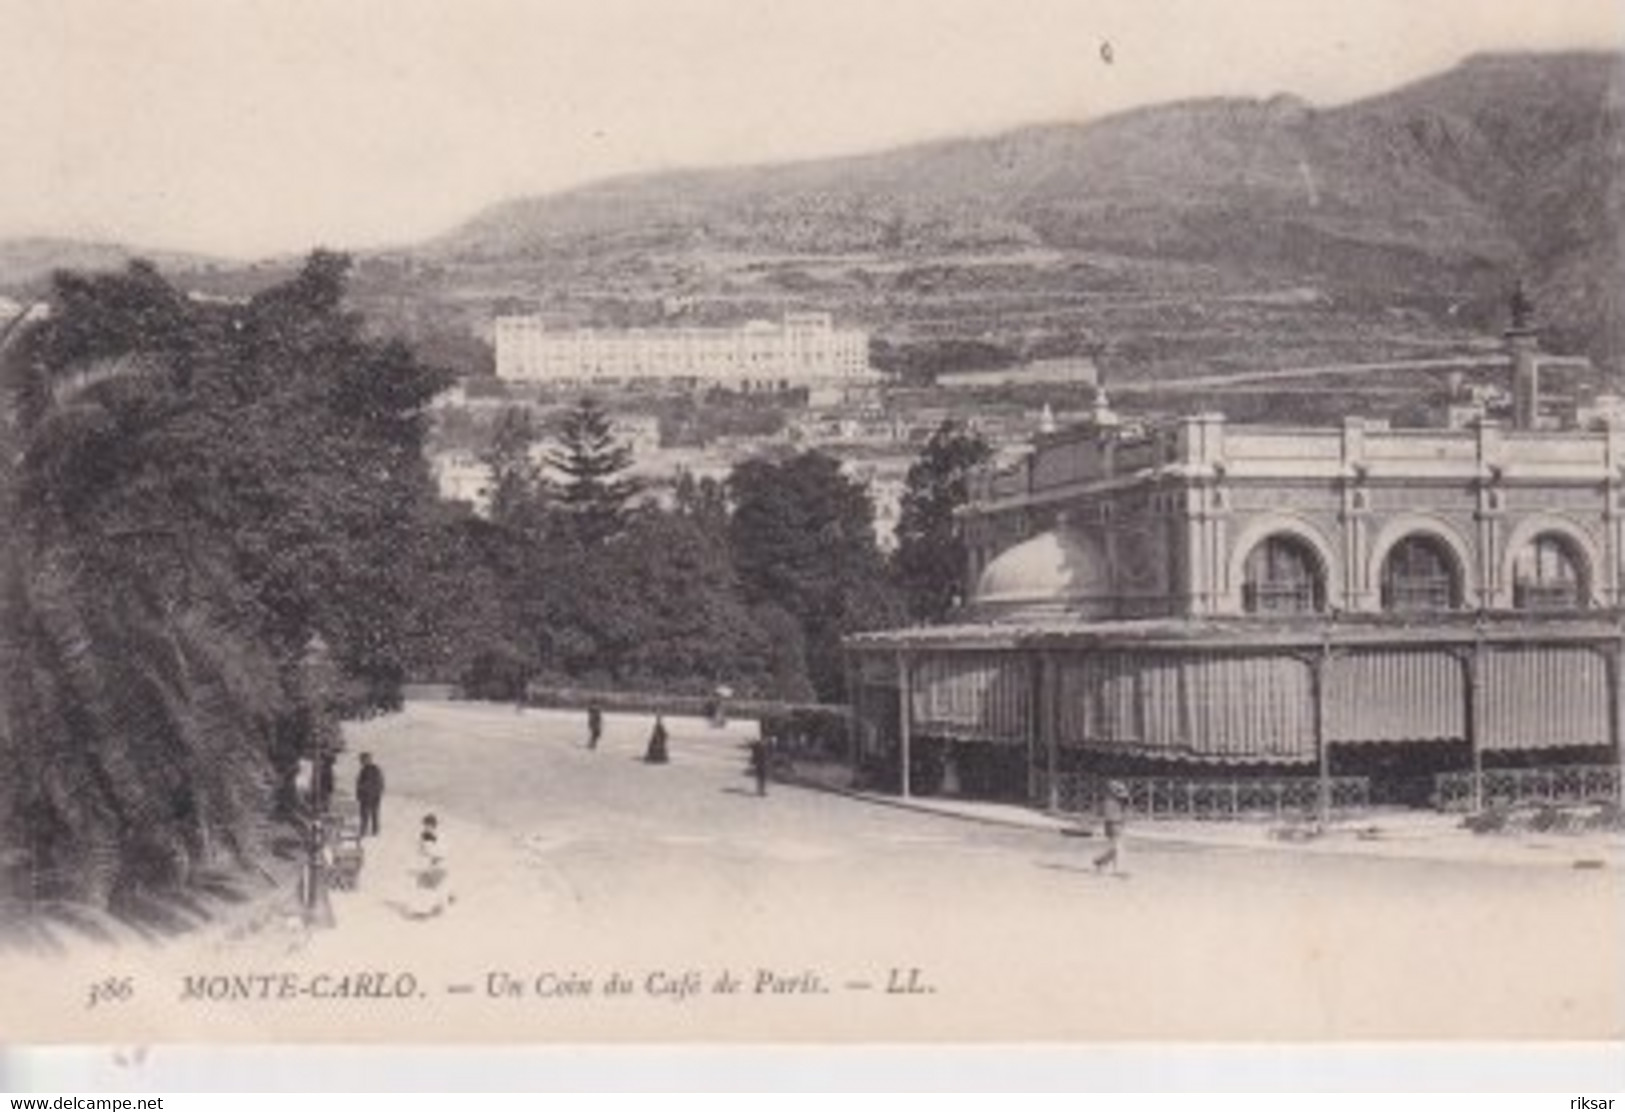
[846,327,1625,818]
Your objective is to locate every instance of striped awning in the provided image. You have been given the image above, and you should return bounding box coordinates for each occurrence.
[1326,650,1465,744]
[909,652,1032,743]
[1055,653,1315,762]
[1481,646,1609,750]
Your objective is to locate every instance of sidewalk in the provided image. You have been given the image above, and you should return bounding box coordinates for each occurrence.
[823,784,1625,870]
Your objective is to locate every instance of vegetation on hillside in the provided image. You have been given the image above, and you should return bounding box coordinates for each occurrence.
[417,52,1620,373]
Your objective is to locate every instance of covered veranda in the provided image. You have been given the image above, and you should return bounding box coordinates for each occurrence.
[845,612,1625,820]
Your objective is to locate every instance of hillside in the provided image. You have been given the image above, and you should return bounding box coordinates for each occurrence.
[1,52,1618,386]
[0,237,227,292]
[422,51,1623,379]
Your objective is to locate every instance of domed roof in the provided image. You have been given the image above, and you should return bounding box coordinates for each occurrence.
[975,529,1109,607]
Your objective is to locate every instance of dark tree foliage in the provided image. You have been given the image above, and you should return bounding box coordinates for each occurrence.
[546,396,639,546]
[394,507,522,692]
[526,524,629,685]
[0,254,450,931]
[480,405,549,532]
[868,336,1018,384]
[187,251,450,707]
[892,420,994,623]
[672,469,730,536]
[727,451,903,702]
[600,511,779,695]
[747,602,816,704]
[515,508,771,697]
[470,407,807,697]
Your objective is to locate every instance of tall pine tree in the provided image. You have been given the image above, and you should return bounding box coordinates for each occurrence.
[546,397,639,546]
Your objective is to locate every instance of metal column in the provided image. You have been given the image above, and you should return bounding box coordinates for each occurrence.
[1467,639,1485,814]
[1314,644,1331,827]
[1616,631,1625,804]
[1043,653,1060,812]
[845,657,861,777]
[897,649,913,799]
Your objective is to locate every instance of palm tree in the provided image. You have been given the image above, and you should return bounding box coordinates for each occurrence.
[1,254,449,944]
[0,272,284,941]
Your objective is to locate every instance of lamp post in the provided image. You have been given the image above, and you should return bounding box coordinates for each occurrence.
[1314,638,1332,829]
[1469,613,1487,816]
[897,649,913,799]
[299,634,337,929]
[1617,613,1625,806]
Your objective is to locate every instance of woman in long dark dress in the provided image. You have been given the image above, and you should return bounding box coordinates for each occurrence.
[644,715,669,764]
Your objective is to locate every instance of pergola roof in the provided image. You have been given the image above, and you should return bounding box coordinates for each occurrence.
[845,609,1625,654]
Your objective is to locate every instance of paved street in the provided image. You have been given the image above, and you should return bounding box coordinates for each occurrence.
[310,701,1623,1042]
[6,699,1619,1044]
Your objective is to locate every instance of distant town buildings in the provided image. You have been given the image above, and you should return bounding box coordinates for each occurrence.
[493,312,873,392]
[610,413,663,458]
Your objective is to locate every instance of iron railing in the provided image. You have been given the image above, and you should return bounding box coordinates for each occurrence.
[1037,770,1369,821]
[1433,764,1621,812]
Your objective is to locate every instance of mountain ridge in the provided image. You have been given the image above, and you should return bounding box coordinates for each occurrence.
[434,50,1619,255]
[412,51,1622,376]
[0,236,230,288]
[3,51,1620,379]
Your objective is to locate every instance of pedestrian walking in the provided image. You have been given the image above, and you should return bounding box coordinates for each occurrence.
[1093,780,1130,875]
[356,752,385,837]
[644,714,670,764]
[587,702,604,750]
[749,738,770,796]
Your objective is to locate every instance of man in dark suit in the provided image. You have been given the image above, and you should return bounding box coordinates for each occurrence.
[356,752,385,836]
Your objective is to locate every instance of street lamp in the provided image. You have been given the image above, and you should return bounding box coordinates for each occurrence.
[299,634,338,929]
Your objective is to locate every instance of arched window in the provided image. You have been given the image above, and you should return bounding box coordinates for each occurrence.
[1242,535,1325,614]
[1512,533,1587,610]
[1381,535,1461,612]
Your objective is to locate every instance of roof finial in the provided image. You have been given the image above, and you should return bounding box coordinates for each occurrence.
[1092,385,1119,427]
[1509,279,1536,333]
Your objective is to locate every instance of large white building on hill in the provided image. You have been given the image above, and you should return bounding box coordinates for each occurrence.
[493,312,871,391]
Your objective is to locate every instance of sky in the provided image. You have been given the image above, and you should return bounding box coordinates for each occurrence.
[0,0,1620,259]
